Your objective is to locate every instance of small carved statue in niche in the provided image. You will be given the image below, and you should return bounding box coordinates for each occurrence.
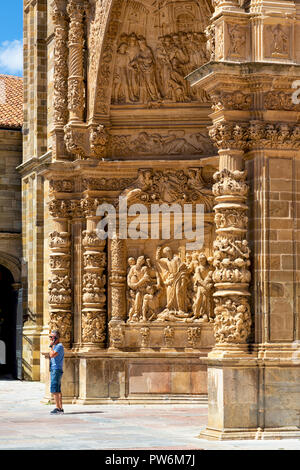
[155,246,190,319]
[191,253,213,321]
[228,25,246,57]
[127,256,159,322]
[270,25,289,57]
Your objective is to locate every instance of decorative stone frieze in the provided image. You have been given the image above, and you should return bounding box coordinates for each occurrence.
[209,121,300,151]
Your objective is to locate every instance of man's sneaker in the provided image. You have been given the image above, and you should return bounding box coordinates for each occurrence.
[59,408,64,414]
[50,408,61,414]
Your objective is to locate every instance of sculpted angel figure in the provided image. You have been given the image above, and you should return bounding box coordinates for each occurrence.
[122,169,153,205]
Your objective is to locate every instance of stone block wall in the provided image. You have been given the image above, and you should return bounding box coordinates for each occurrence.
[247,152,299,345]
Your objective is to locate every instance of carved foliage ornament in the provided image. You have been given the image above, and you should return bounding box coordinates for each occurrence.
[49,311,72,344]
[122,168,214,211]
[82,311,106,344]
[214,296,251,344]
[210,121,300,150]
[213,168,248,198]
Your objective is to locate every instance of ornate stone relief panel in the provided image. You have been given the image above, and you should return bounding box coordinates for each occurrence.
[95,0,213,114]
[126,244,214,324]
[109,129,216,159]
[263,24,291,60]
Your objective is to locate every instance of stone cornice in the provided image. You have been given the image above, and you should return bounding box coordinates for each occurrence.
[186,61,300,88]
[16,152,52,177]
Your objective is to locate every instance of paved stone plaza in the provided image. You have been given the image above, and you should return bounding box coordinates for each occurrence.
[0,379,299,451]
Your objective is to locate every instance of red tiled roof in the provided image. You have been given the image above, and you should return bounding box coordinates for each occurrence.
[0,75,23,129]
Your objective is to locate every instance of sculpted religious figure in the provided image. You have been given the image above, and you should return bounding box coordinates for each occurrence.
[127,256,155,322]
[190,253,213,322]
[112,30,209,105]
[270,25,289,56]
[126,247,214,324]
[155,246,190,319]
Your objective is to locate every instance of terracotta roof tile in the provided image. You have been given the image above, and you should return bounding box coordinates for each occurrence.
[0,75,23,129]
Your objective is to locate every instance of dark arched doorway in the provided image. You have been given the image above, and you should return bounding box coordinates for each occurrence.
[0,265,18,378]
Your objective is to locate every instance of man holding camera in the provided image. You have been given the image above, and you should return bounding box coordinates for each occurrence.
[49,330,64,414]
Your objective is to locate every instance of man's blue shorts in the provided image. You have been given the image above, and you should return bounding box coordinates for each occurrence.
[50,369,63,394]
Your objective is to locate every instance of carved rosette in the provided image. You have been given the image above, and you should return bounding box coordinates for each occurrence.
[81,198,107,348]
[48,198,72,347]
[67,0,85,122]
[211,123,252,346]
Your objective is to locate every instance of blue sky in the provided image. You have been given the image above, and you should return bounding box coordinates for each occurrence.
[0,0,23,76]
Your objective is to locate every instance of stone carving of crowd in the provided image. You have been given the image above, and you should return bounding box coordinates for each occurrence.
[112,31,209,105]
[127,246,214,323]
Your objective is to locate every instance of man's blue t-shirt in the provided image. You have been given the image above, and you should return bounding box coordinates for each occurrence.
[50,343,64,371]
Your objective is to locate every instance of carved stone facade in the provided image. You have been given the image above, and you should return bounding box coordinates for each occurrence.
[21,0,300,441]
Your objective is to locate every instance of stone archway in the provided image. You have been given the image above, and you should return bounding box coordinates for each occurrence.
[0,264,19,378]
[0,252,21,284]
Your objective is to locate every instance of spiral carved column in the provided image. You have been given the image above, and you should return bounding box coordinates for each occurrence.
[51,0,69,158]
[67,0,85,123]
[210,124,252,355]
[81,198,107,349]
[48,200,72,348]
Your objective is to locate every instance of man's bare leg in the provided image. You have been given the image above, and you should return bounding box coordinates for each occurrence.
[58,393,63,410]
[53,392,60,409]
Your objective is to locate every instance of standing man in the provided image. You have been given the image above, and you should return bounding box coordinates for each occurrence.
[49,330,64,414]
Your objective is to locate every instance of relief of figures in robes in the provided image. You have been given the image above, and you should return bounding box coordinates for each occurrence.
[112,31,209,105]
[126,246,214,323]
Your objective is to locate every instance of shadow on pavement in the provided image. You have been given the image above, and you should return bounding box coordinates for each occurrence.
[63,411,104,415]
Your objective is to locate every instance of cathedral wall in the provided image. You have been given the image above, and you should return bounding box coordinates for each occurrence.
[0,130,22,238]
[247,152,300,345]
[23,0,48,164]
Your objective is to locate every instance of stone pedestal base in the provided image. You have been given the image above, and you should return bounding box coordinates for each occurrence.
[43,350,209,404]
[199,351,300,440]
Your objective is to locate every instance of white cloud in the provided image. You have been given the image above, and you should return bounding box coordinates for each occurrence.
[0,40,23,75]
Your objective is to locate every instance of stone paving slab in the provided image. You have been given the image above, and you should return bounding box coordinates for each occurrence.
[0,379,300,450]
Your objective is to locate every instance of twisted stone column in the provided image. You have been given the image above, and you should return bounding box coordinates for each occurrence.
[210,123,252,354]
[52,0,68,127]
[67,0,85,123]
[48,199,72,348]
[51,0,69,158]
[81,197,106,349]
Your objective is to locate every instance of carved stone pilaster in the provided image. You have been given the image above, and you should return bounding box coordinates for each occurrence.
[67,0,85,122]
[109,238,127,349]
[48,199,72,347]
[81,200,107,348]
